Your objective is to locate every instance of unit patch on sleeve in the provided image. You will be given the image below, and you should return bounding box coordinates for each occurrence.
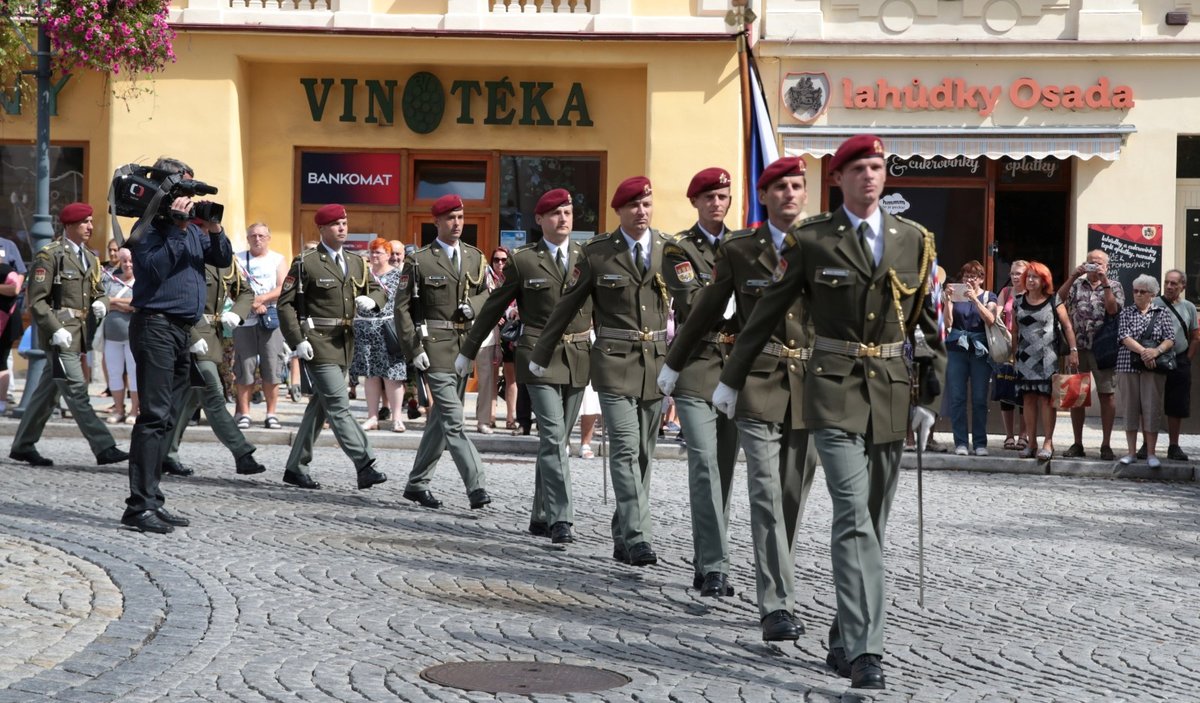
[568,265,581,288]
[282,274,295,292]
[772,257,788,283]
[33,267,46,283]
[674,261,695,283]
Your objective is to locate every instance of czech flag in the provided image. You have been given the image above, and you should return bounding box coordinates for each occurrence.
[745,47,779,228]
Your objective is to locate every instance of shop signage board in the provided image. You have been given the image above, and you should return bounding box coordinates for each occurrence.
[499,230,526,250]
[1087,223,1162,297]
[300,152,402,205]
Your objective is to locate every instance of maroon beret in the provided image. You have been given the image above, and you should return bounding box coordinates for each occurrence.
[610,176,652,209]
[314,204,347,226]
[431,194,464,217]
[828,134,886,173]
[535,188,572,216]
[59,202,93,225]
[686,167,732,199]
[756,157,807,191]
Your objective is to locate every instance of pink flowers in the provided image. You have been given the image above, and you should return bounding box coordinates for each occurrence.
[30,0,176,76]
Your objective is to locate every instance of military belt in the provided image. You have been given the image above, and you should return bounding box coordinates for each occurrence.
[813,336,905,359]
[305,316,352,328]
[596,326,667,342]
[54,307,87,320]
[202,314,216,324]
[762,342,810,360]
[425,319,467,331]
[702,332,737,345]
[522,325,591,344]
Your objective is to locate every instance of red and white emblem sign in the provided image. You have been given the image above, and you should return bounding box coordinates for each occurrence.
[674,261,695,283]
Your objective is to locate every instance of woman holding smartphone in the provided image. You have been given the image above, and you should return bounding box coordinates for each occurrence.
[944,260,999,456]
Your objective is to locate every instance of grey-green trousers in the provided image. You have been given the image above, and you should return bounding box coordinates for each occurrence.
[527,383,585,527]
[674,394,741,578]
[11,350,117,458]
[286,362,376,475]
[406,371,484,494]
[598,392,663,548]
[166,358,254,465]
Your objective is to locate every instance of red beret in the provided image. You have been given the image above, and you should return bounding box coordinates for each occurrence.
[535,188,572,216]
[431,194,464,217]
[687,167,732,199]
[314,204,347,226]
[756,157,806,191]
[610,176,652,209]
[828,134,886,173]
[59,202,93,225]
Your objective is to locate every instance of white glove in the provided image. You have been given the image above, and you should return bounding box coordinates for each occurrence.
[295,340,314,361]
[457,302,475,320]
[412,352,430,371]
[454,353,473,377]
[911,406,936,452]
[712,382,738,420]
[657,365,680,396]
[722,296,736,320]
[355,296,376,313]
[189,338,208,355]
[220,311,241,327]
[528,361,546,378]
[91,300,106,320]
[50,328,72,349]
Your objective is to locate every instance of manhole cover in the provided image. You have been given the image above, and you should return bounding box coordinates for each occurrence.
[420,661,631,694]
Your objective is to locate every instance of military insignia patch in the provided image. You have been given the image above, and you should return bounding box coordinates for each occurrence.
[398,274,409,291]
[283,275,295,292]
[674,261,695,283]
[568,265,581,287]
[772,257,788,283]
[33,267,46,283]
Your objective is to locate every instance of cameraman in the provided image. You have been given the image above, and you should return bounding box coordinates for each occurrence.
[121,159,233,534]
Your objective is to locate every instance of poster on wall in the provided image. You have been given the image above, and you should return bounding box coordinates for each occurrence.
[499,230,527,251]
[346,233,377,252]
[1086,223,1162,298]
[299,152,401,206]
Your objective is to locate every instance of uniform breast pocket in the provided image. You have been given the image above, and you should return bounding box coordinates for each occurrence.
[523,278,551,295]
[594,274,632,306]
[812,267,859,307]
[422,276,450,306]
[740,279,772,299]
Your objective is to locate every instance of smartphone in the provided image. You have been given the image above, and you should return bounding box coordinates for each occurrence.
[947,283,970,303]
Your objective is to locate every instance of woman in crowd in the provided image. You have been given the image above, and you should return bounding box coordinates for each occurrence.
[102,248,138,424]
[945,260,998,456]
[474,246,508,433]
[994,259,1028,451]
[1116,274,1175,467]
[1013,261,1078,461]
[349,237,408,432]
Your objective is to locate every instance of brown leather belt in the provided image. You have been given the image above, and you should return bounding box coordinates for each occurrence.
[305,316,352,328]
[813,336,904,359]
[763,342,811,360]
[522,325,591,344]
[702,332,737,345]
[597,326,667,342]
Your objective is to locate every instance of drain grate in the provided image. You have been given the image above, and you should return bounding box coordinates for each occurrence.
[420,661,631,694]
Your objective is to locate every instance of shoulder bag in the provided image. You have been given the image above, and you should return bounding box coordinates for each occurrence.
[1131,308,1177,373]
[1090,314,1119,370]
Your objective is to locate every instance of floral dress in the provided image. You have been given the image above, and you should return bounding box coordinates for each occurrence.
[349,267,407,381]
[1014,295,1060,396]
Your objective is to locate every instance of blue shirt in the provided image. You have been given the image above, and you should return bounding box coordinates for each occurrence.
[130,219,233,322]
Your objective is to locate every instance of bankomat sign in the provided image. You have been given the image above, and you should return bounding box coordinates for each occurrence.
[300,152,401,206]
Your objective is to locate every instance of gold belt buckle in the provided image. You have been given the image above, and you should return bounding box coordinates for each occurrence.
[719,333,737,345]
[860,343,881,358]
[639,331,653,341]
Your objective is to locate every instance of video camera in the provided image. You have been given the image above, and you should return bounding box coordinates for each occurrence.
[110,164,223,224]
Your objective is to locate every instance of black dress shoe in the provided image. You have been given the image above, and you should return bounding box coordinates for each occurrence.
[378,406,391,422]
[283,471,321,489]
[162,459,194,477]
[235,452,267,475]
[613,544,629,563]
[550,522,575,544]
[95,447,130,465]
[403,488,442,508]
[121,510,173,534]
[826,647,851,678]
[155,508,190,527]
[850,653,885,690]
[761,610,801,641]
[1168,444,1189,461]
[699,572,729,598]
[10,448,53,466]
[356,463,388,489]
[406,401,421,420]
[626,541,658,567]
[529,521,550,538]
[468,489,492,509]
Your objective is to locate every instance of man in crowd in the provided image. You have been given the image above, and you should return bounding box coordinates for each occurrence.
[9,203,129,468]
[394,194,491,510]
[457,188,591,543]
[1058,249,1123,460]
[716,136,944,689]
[530,176,672,568]
[232,222,288,430]
[1153,269,1198,460]
[277,204,389,490]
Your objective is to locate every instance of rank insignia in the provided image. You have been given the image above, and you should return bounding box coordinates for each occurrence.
[772,257,788,283]
[33,267,46,283]
[568,265,581,287]
[282,275,295,292]
[397,274,409,291]
[674,261,695,283]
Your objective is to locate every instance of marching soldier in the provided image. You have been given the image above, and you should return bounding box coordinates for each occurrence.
[394,194,491,510]
[277,204,389,490]
[716,136,945,690]
[455,188,591,543]
[660,157,818,640]
[530,176,672,568]
[656,167,742,598]
[9,202,129,467]
[163,260,267,477]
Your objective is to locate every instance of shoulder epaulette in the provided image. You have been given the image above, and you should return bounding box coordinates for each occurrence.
[797,211,833,228]
[662,241,686,257]
[415,243,436,254]
[894,214,932,235]
[583,233,612,248]
[723,227,757,243]
[670,230,689,241]
[462,242,484,255]
[295,248,320,261]
[514,242,538,254]
[344,248,365,260]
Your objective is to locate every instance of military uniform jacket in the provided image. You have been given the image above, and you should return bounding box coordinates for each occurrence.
[278,247,387,368]
[189,264,254,366]
[723,209,945,443]
[460,239,592,387]
[674,224,809,428]
[531,228,672,400]
[662,224,738,401]
[393,241,491,373]
[27,240,106,353]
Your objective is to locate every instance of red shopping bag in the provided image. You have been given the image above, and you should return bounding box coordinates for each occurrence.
[1051,372,1093,410]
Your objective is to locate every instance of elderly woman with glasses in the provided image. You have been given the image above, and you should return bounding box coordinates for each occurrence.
[944,260,999,456]
[1116,274,1175,467]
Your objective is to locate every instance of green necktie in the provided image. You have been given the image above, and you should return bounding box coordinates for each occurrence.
[556,248,566,276]
[634,242,646,274]
[450,248,459,272]
[857,221,874,267]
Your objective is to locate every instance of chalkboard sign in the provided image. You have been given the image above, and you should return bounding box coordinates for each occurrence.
[1086,223,1162,298]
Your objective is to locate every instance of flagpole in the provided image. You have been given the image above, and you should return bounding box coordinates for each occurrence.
[728,0,756,225]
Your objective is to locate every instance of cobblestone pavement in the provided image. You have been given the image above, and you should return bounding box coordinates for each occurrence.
[0,435,1198,702]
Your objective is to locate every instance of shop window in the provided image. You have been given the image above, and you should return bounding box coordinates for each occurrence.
[498,155,602,244]
[1177,136,1200,179]
[0,144,85,265]
[414,160,487,201]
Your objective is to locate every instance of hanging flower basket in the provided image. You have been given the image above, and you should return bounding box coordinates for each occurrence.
[39,0,175,76]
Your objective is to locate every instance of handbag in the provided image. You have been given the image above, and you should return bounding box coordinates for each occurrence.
[382,317,404,357]
[1051,372,1093,410]
[1091,314,1119,370]
[1131,308,1177,373]
[258,305,280,330]
[985,318,1011,365]
[499,318,522,344]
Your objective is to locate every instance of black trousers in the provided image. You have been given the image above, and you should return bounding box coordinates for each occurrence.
[124,312,192,517]
[517,382,532,429]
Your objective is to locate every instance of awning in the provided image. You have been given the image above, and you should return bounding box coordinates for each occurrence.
[779,125,1136,162]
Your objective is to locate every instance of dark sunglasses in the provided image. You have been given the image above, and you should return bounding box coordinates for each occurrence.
[492,256,508,263]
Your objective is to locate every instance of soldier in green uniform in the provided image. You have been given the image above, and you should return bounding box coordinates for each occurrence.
[662,157,818,640]
[530,176,672,568]
[456,188,591,543]
[163,261,267,477]
[717,136,944,690]
[9,202,129,467]
[394,194,491,510]
[277,204,389,490]
[656,167,741,598]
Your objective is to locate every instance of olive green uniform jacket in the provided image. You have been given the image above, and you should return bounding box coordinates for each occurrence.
[26,240,107,353]
[189,264,254,366]
[393,241,491,373]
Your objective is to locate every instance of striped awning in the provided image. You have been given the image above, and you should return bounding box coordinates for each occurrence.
[779,125,1135,162]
